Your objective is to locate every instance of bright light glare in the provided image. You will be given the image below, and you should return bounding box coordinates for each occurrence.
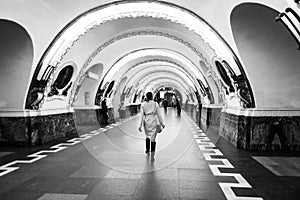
[38,1,235,80]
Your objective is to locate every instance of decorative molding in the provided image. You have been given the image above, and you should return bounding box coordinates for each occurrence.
[97,58,199,106]
[68,31,214,106]
[35,6,231,108]
[123,70,191,98]
[73,105,100,110]
[223,107,300,117]
[123,59,198,85]
[0,108,74,118]
[31,2,247,109]
[202,104,224,109]
[112,59,204,102]
[206,69,226,102]
[43,16,219,108]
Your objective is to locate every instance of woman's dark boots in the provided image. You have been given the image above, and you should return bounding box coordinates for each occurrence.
[146,140,156,153]
[150,142,156,162]
[151,142,156,152]
[145,138,150,153]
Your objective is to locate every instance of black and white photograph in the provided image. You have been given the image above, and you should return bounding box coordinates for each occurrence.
[0,0,300,199]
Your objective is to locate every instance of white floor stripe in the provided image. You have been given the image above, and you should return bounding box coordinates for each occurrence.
[191,122,263,200]
[0,116,132,178]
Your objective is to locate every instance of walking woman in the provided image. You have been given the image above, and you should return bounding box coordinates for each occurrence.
[138,92,165,155]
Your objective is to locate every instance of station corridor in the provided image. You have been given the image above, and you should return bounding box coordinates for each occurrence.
[0,108,299,200]
[1,0,300,200]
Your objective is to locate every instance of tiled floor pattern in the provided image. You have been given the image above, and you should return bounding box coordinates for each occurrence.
[186,118,263,200]
[0,109,299,199]
[0,110,225,200]
[205,125,300,200]
[0,116,137,178]
[252,156,300,177]
[0,110,222,199]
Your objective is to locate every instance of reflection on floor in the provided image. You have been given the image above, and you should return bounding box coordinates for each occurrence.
[0,108,299,200]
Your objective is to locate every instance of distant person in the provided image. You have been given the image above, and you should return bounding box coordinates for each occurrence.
[176,98,181,116]
[101,98,109,125]
[138,92,165,158]
[171,98,175,107]
[195,101,202,125]
[118,100,126,119]
[162,99,168,113]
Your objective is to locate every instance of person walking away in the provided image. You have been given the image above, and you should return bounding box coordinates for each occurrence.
[176,98,181,116]
[138,92,165,160]
[162,99,168,114]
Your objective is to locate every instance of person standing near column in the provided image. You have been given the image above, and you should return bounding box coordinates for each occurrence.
[176,98,181,116]
[138,92,165,157]
[101,97,109,125]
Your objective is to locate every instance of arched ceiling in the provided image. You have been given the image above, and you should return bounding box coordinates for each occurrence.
[231,3,300,108]
[2,0,297,112]
[24,1,257,110]
[99,48,206,87]
[0,19,33,109]
[97,48,208,99]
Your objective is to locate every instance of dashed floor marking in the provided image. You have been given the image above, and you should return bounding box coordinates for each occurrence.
[0,118,134,178]
[190,121,263,200]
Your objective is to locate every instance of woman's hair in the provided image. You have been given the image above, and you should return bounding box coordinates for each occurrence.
[145,92,153,101]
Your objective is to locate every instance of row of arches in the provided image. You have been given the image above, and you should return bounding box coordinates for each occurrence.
[0,1,300,149]
[1,2,298,114]
[24,1,252,112]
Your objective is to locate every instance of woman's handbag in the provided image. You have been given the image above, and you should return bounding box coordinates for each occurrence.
[156,124,162,133]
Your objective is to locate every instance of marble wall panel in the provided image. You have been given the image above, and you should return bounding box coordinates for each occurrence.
[0,113,77,146]
[200,107,222,131]
[220,112,300,151]
[0,117,28,145]
[74,109,99,126]
[29,113,77,145]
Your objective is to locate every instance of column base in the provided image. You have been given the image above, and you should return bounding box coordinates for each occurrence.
[220,108,300,151]
[0,111,77,146]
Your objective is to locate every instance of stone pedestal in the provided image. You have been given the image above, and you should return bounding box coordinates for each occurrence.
[200,105,222,131]
[95,107,115,126]
[0,109,77,146]
[74,107,100,126]
[128,104,141,116]
[220,108,300,151]
[0,104,142,146]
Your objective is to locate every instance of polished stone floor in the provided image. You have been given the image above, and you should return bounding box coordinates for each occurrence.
[0,108,299,200]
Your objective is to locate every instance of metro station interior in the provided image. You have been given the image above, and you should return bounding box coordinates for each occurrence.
[0,0,300,199]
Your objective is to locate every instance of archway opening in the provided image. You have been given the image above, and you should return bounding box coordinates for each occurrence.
[0,19,33,109]
[231,3,300,108]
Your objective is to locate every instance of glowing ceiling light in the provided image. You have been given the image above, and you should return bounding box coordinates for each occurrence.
[38,1,237,80]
